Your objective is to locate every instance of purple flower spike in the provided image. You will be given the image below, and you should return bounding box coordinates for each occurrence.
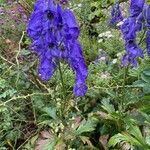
[120,0,146,68]
[109,2,123,26]
[27,0,88,97]
[146,5,150,27]
[63,9,80,39]
[122,41,144,67]
[38,55,56,81]
[146,6,150,56]
[146,30,150,56]
[68,41,88,96]
[136,12,145,31]
[121,18,137,41]
[130,0,145,18]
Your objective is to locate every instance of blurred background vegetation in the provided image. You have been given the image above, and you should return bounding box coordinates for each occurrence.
[0,0,150,150]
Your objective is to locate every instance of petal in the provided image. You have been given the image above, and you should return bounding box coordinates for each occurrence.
[38,55,56,80]
[68,41,88,96]
[123,41,144,67]
[27,11,44,40]
[130,0,145,18]
[146,30,150,56]
[121,18,137,41]
[109,2,123,26]
[122,54,129,67]
[136,12,145,31]
[147,5,150,28]
[63,9,80,39]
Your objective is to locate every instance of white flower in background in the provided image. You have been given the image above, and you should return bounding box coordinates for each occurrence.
[100,56,106,61]
[105,31,111,35]
[98,39,103,43]
[112,59,117,64]
[98,31,113,42]
[117,52,124,59]
[116,19,126,27]
[116,21,124,27]
[77,3,82,8]
[69,3,82,11]
[98,49,103,52]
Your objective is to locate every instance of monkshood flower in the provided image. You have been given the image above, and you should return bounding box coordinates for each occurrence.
[122,41,144,67]
[68,40,88,96]
[136,11,145,31]
[109,2,123,26]
[137,4,150,56]
[126,0,145,34]
[146,30,150,56]
[121,18,144,66]
[121,0,145,67]
[146,5,150,56]
[121,17,137,41]
[27,0,88,97]
[130,0,145,18]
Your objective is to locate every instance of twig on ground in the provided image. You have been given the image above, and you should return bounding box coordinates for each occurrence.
[0,92,52,106]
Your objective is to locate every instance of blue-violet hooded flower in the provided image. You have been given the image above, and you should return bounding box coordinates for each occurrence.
[27,0,88,97]
[109,2,123,26]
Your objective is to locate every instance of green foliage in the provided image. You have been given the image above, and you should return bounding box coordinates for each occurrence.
[146,0,150,4]
[73,117,99,136]
[0,0,150,149]
[108,125,150,149]
[134,68,150,94]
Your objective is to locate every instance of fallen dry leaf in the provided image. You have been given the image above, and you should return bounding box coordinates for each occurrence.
[35,130,53,150]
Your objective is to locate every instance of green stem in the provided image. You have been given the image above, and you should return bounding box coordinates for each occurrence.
[120,66,128,112]
[58,61,65,97]
[57,61,67,120]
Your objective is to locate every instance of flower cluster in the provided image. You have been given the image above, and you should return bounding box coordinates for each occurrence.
[98,31,113,43]
[109,2,123,26]
[27,0,88,97]
[121,0,150,67]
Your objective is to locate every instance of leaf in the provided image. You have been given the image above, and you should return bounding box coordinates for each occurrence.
[0,89,17,98]
[42,107,58,120]
[143,127,150,146]
[143,84,150,94]
[108,125,149,149]
[35,130,55,150]
[108,132,140,148]
[108,133,124,148]
[133,80,146,87]
[143,96,150,101]
[101,99,115,113]
[128,125,146,146]
[140,112,150,124]
[141,74,150,83]
[54,139,66,150]
[146,0,150,5]
[73,117,98,136]
[43,139,56,150]
[0,79,7,89]
[143,69,150,76]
